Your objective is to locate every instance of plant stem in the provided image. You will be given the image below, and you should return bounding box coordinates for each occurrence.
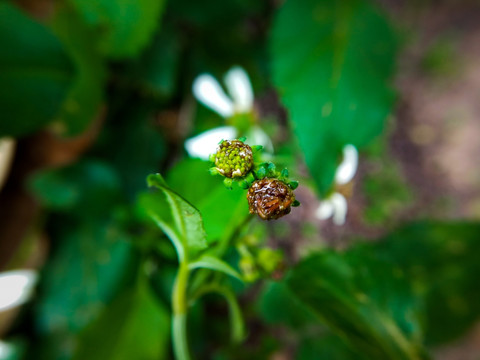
[172,261,190,360]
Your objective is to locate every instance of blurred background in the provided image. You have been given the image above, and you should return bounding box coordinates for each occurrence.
[1,0,480,359]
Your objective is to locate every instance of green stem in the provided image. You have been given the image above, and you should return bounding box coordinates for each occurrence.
[172,261,190,360]
[188,283,245,344]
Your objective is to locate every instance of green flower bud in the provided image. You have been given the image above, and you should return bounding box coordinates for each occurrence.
[239,256,259,283]
[247,178,296,220]
[214,140,253,178]
[257,248,283,274]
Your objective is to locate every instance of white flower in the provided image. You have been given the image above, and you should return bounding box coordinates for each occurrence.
[0,341,14,359]
[186,66,273,160]
[0,269,38,312]
[185,125,273,160]
[192,66,254,117]
[315,145,358,225]
[185,126,236,160]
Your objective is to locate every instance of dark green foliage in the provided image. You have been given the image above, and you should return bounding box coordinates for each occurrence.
[0,3,75,137]
[286,250,428,360]
[74,276,170,360]
[68,0,167,58]
[271,0,397,195]
[372,222,480,345]
[50,4,107,136]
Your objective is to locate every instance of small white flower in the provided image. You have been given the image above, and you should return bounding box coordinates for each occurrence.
[0,269,38,312]
[185,126,236,160]
[185,125,273,160]
[192,66,254,118]
[0,341,14,359]
[335,144,358,185]
[316,144,358,225]
[187,66,273,160]
[224,67,254,114]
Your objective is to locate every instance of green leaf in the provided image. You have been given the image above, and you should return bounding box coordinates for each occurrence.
[69,0,166,58]
[372,221,480,345]
[137,190,184,259]
[258,281,317,330]
[286,250,428,360]
[36,219,134,336]
[298,335,362,360]
[189,255,243,282]
[126,29,180,99]
[0,2,75,137]
[49,4,107,136]
[98,109,166,201]
[29,160,122,216]
[142,174,207,258]
[74,276,170,360]
[270,0,397,194]
[166,159,249,244]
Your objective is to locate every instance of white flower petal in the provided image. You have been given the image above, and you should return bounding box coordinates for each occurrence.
[0,137,15,191]
[331,193,348,225]
[315,200,334,220]
[0,270,38,312]
[193,74,234,118]
[335,144,358,185]
[244,126,274,153]
[224,66,254,113]
[185,126,237,160]
[0,341,14,359]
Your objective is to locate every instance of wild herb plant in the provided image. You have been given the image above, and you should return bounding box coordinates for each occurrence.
[1,0,479,359]
[142,136,300,359]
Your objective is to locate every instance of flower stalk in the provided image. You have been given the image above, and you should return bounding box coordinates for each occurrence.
[172,261,191,360]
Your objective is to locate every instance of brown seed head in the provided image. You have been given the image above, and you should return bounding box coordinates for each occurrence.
[247,178,295,220]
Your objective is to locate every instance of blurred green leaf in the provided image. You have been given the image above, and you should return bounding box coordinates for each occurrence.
[98,111,166,201]
[189,255,243,282]
[126,29,180,99]
[168,0,265,74]
[69,0,166,58]
[50,4,106,136]
[286,250,428,360]
[0,2,75,137]
[140,174,207,258]
[199,186,249,244]
[35,219,134,337]
[298,335,362,360]
[30,160,135,360]
[258,281,317,330]
[372,221,480,345]
[74,275,170,360]
[169,0,261,26]
[270,0,397,194]
[29,161,122,216]
[165,159,217,206]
